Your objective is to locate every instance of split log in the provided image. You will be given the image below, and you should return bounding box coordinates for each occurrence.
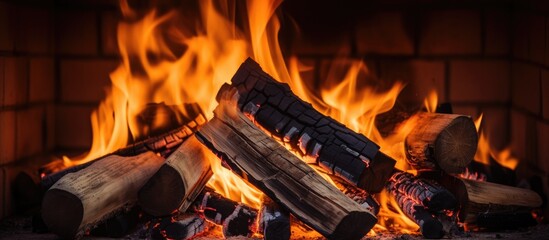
[438,176,542,225]
[405,113,478,173]
[41,151,164,239]
[193,187,257,237]
[387,171,457,212]
[387,184,444,238]
[219,58,396,193]
[40,113,206,190]
[138,136,213,217]
[195,97,377,240]
[258,196,291,240]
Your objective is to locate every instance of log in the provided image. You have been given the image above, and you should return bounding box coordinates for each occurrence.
[40,113,206,190]
[463,160,516,186]
[388,185,444,238]
[193,187,257,237]
[89,207,140,237]
[195,96,377,240]
[386,171,457,212]
[219,58,396,193]
[41,151,164,239]
[258,196,291,240]
[332,177,380,215]
[405,113,478,173]
[138,136,213,217]
[438,175,542,225]
[161,214,209,240]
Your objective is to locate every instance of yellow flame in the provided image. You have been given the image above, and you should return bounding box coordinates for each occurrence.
[424,89,438,113]
[473,114,519,170]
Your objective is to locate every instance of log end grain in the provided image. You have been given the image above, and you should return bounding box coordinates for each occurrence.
[328,211,377,240]
[138,165,185,216]
[435,116,478,173]
[41,189,84,239]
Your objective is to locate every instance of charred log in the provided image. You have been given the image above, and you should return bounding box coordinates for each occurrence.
[405,113,478,173]
[195,97,377,240]
[332,177,380,215]
[387,171,457,212]
[162,214,209,240]
[138,136,213,217]
[193,187,257,237]
[90,207,140,238]
[41,151,164,239]
[258,196,291,240]
[218,58,396,193]
[40,113,206,190]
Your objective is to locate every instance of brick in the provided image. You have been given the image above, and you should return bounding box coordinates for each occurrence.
[510,109,537,162]
[15,6,53,54]
[484,10,510,56]
[419,10,481,55]
[55,10,98,55]
[0,111,16,165]
[450,60,510,103]
[2,57,29,107]
[379,60,446,103]
[538,121,549,176]
[512,62,540,115]
[0,166,13,219]
[55,105,94,149]
[16,107,45,160]
[45,104,55,150]
[29,58,54,103]
[480,107,509,149]
[452,104,479,118]
[0,2,14,51]
[513,13,545,63]
[101,11,119,56]
[355,11,414,55]
[60,59,118,103]
[293,35,352,56]
[543,70,549,120]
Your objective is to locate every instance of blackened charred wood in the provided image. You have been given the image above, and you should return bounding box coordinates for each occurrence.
[40,114,206,191]
[405,113,477,173]
[219,58,395,193]
[162,214,209,240]
[41,152,164,239]
[388,186,444,238]
[475,211,537,230]
[259,196,291,240]
[196,98,377,240]
[138,136,213,217]
[193,187,257,237]
[387,171,457,212]
[463,160,516,186]
[90,207,140,238]
[332,177,380,215]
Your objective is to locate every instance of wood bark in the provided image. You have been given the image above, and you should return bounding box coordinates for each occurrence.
[258,196,291,240]
[40,113,206,191]
[386,171,457,212]
[41,151,164,239]
[219,57,396,193]
[193,187,257,237]
[138,136,213,217]
[405,113,478,173]
[438,175,542,225]
[195,98,377,240]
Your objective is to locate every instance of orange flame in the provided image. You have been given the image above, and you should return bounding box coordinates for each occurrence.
[474,114,519,170]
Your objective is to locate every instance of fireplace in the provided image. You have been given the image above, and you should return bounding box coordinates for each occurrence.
[1,0,548,238]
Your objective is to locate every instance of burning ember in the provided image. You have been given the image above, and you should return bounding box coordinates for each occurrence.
[37,0,544,239]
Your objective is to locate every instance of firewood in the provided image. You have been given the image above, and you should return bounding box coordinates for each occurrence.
[332,177,380,215]
[219,58,396,193]
[258,196,291,240]
[162,214,208,240]
[405,113,478,173]
[138,136,213,217]
[193,187,257,237]
[438,175,542,225]
[464,160,516,186]
[387,171,457,212]
[387,184,444,238]
[89,207,140,238]
[40,113,206,190]
[41,151,164,239]
[195,97,377,240]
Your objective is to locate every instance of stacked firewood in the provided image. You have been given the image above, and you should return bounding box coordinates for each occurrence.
[38,58,543,240]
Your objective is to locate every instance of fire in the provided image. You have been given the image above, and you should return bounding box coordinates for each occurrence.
[44,0,520,236]
[474,114,519,170]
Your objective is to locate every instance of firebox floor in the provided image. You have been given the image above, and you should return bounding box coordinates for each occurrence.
[1,215,549,240]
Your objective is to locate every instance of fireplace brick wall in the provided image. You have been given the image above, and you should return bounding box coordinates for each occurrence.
[0,0,548,219]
